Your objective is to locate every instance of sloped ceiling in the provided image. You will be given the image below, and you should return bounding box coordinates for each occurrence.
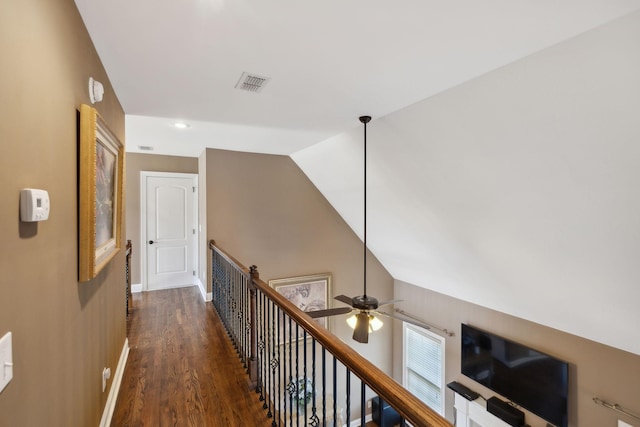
[293,11,640,356]
[74,0,640,354]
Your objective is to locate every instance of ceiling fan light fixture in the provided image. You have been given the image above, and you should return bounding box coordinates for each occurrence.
[346,313,383,332]
[370,315,383,331]
[346,314,357,329]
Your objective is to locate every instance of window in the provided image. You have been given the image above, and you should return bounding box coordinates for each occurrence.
[403,322,445,415]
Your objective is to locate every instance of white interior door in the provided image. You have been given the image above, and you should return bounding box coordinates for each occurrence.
[142,172,197,291]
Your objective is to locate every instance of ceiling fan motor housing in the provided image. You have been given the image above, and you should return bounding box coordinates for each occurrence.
[352,295,379,310]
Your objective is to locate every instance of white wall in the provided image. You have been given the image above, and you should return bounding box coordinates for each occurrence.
[292,11,640,356]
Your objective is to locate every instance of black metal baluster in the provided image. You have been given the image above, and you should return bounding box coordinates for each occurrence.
[243,271,248,366]
[211,249,218,312]
[282,311,288,427]
[245,274,250,369]
[220,261,225,325]
[262,293,268,410]
[296,323,300,427]
[267,299,274,419]
[256,290,264,399]
[239,270,243,358]
[288,315,294,427]
[321,347,326,427]
[230,268,235,345]
[216,254,221,312]
[224,263,228,326]
[237,270,241,355]
[241,271,246,367]
[345,368,351,426]
[275,305,281,427]
[310,338,319,427]
[360,381,366,427]
[332,356,337,427]
[233,268,239,349]
[303,330,308,426]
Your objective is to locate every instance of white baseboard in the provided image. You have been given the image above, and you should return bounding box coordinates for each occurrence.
[349,414,372,427]
[100,338,129,427]
[133,281,211,301]
[196,278,212,302]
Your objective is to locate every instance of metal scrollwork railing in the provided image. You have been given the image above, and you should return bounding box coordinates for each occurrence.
[209,240,451,427]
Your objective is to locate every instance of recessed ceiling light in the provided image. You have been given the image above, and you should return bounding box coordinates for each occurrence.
[174,122,190,129]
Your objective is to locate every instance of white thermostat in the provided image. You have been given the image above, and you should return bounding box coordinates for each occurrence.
[20,189,50,222]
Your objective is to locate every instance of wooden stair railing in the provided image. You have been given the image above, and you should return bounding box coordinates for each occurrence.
[209,239,452,427]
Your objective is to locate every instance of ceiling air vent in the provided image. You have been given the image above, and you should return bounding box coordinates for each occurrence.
[235,72,271,93]
[138,145,154,151]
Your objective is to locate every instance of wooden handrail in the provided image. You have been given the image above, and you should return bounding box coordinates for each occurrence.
[209,239,250,275]
[209,240,452,427]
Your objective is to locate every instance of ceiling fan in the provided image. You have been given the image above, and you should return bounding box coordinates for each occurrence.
[306,116,401,343]
[307,294,402,343]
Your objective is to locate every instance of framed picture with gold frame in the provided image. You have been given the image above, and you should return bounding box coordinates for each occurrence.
[269,273,331,344]
[78,104,124,282]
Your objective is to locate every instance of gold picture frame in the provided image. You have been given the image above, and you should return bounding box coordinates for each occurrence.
[78,104,124,282]
[269,273,331,344]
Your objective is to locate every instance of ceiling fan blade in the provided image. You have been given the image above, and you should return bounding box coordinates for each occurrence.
[306,307,353,318]
[352,312,370,343]
[377,299,403,307]
[334,295,354,306]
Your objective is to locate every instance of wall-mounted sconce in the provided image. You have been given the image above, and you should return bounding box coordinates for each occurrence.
[88,77,104,104]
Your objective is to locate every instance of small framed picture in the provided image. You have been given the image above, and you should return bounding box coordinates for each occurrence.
[269,273,331,344]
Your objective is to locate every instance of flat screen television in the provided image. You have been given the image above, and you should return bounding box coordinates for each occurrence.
[461,324,568,427]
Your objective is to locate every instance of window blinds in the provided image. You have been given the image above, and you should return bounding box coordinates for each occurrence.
[404,324,444,415]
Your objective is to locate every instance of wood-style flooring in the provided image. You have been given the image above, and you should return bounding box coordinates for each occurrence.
[111,286,268,427]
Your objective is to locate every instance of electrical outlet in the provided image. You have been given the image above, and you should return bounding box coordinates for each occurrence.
[367,399,372,409]
[102,367,111,392]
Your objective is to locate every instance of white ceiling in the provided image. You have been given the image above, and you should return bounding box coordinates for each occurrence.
[74,0,640,156]
[74,0,640,355]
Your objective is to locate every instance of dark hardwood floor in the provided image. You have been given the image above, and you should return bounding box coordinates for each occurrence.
[111,286,268,427]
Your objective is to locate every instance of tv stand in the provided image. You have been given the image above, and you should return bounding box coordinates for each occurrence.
[453,392,515,427]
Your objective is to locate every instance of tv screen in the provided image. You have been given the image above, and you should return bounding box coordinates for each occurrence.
[461,324,568,427]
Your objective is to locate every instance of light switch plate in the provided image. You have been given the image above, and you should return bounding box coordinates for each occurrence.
[619,420,634,427]
[0,332,13,392]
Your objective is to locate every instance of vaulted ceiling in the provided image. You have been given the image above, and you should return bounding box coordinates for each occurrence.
[75,0,640,355]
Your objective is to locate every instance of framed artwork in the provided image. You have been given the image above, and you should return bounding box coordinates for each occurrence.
[78,104,124,282]
[269,273,331,344]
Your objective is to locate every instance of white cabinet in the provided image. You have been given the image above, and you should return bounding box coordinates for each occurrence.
[454,393,513,427]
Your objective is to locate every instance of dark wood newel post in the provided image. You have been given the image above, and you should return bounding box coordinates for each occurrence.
[247,265,259,390]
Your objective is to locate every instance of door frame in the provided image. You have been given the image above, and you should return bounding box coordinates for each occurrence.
[140,171,199,292]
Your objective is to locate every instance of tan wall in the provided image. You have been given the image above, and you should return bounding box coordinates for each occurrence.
[205,148,394,413]
[0,0,126,425]
[392,280,640,427]
[125,153,198,284]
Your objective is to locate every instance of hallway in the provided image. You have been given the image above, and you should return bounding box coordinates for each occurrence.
[111,286,267,426]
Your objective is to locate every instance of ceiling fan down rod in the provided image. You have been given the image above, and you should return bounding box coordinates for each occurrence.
[359,115,371,299]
